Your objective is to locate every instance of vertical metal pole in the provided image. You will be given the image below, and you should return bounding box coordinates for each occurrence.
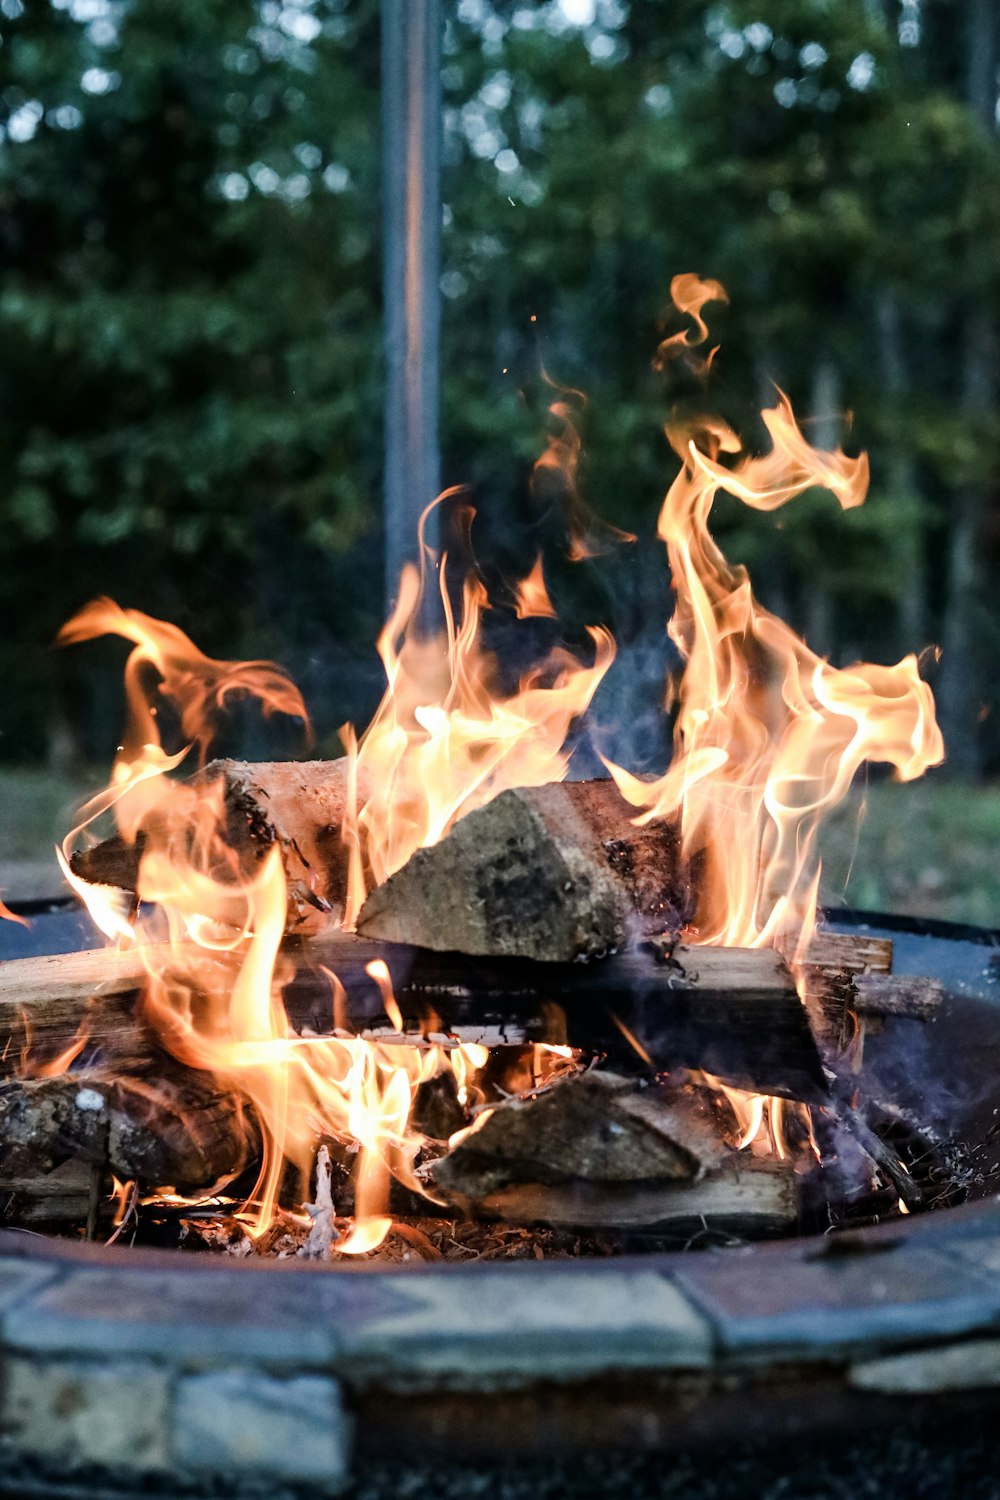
[382,0,442,612]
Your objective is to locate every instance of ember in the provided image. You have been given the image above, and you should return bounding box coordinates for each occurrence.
[0,277,953,1258]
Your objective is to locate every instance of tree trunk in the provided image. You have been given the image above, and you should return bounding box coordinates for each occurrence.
[875,289,929,657]
[937,0,999,779]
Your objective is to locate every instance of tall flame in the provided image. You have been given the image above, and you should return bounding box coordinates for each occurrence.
[340,494,615,926]
[55,274,946,1242]
[606,277,943,956]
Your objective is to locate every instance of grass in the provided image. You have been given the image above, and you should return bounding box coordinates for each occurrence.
[1,765,998,930]
[818,775,1000,930]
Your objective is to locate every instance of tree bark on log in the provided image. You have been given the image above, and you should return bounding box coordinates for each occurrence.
[357,780,688,961]
[0,1067,257,1191]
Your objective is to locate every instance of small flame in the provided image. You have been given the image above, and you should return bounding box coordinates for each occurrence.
[0,897,30,930]
[513,555,558,620]
[532,378,636,561]
[655,272,728,375]
[366,959,403,1033]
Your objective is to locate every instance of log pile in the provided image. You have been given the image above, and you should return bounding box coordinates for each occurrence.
[5,763,948,1243]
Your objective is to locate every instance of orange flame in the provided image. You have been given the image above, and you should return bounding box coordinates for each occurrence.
[532,377,636,561]
[0,898,29,931]
[57,599,309,766]
[655,272,729,375]
[340,496,615,926]
[606,280,943,959]
[514,556,558,620]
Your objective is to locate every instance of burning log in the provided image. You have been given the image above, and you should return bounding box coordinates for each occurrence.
[434,1071,724,1199]
[356,779,688,962]
[69,758,361,932]
[0,935,827,1102]
[432,1071,795,1236]
[0,1067,257,1192]
[851,972,944,1022]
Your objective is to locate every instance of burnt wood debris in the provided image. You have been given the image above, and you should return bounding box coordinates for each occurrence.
[2,771,946,1241]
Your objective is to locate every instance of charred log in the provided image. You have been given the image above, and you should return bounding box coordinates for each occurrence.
[0,935,827,1102]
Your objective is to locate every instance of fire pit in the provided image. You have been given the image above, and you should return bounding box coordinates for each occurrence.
[1,276,993,1495]
[0,901,999,1497]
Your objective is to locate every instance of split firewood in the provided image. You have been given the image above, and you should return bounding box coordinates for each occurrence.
[0,935,827,1101]
[0,1066,257,1191]
[69,758,364,932]
[472,1158,797,1237]
[356,780,687,962]
[432,1071,726,1203]
[799,931,894,1048]
[431,1072,794,1233]
[851,973,944,1022]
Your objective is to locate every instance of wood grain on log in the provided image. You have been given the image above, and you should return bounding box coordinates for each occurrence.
[357,780,687,962]
[465,1159,796,1235]
[799,931,894,1047]
[69,758,361,933]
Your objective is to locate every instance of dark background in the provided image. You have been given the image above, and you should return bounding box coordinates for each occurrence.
[0,0,998,913]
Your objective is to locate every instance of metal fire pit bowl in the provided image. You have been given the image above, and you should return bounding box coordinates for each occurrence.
[0,900,1000,1500]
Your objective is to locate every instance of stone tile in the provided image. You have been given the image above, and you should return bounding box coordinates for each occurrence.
[2,1355,170,1472]
[174,1369,350,1490]
[675,1243,1000,1361]
[948,1236,1000,1275]
[337,1266,712,1384]
[850,1338,1000,1394]
[0,1258,63,1313]
[1,1264,365,1367]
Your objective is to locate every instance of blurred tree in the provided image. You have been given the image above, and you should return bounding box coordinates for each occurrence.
[0,0,997,777]
[0,0,382,763]
[440,0,1000,770]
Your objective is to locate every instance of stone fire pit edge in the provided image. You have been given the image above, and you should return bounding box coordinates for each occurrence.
[0,1201,998,1493]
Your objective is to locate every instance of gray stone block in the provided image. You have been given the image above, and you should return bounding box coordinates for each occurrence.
[850,1338,1000,1394]
[2,1355,170,1472]
[675,1243,1000,1361]
[0,1257,62,1312]
[174,1369,351,1490]
[1,1264,360,1366]
[337,1266,712,1385]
